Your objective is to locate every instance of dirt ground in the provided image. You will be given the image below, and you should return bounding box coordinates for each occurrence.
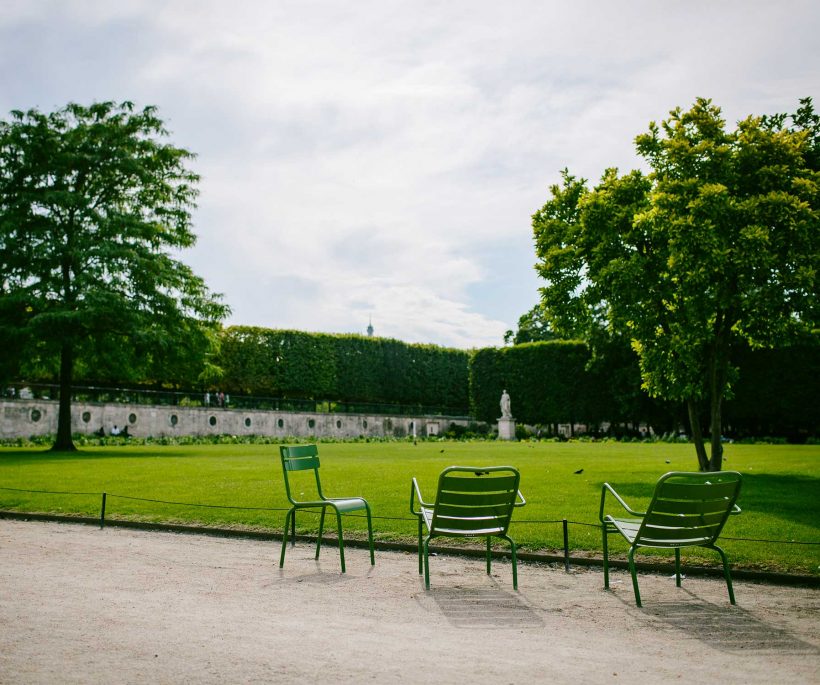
[1,519,818,684]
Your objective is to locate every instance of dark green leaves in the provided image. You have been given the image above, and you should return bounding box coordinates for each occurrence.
[0,101,228,440]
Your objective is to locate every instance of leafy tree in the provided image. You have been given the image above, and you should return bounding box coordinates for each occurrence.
[503,303,561,345]
[0,101,229,450]
[532,98,819,470]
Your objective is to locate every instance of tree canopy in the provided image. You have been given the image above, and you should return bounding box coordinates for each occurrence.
[0,101,229,450]
[532,98,819,470]
[503,303,562,345]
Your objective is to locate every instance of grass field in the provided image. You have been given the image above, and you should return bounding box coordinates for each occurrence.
[1,441,818,574]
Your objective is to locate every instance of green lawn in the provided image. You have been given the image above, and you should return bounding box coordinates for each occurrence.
[1,441,818,574]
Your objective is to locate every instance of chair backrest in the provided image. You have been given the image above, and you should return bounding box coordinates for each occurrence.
[636,471,742,548]
[430,466,520,537]
[279,444,323,503]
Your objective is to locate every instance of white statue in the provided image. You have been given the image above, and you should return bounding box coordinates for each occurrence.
[500,389,512,418]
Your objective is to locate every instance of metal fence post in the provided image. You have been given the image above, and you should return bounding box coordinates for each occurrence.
[562,518,570,572]
[100,492,107,529]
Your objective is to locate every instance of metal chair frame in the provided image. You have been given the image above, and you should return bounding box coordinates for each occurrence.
[410,465,526,589]
[600,470,742,607]
[279,444,375,573]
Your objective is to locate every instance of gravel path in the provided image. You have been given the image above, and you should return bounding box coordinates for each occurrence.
[1,519,818,684]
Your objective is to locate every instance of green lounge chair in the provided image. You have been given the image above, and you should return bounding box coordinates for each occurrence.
[410,465,526,589]
[600,470,742,607]
[279,444,375,573]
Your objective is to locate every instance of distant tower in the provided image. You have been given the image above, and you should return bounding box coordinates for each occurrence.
[367,317,374,337]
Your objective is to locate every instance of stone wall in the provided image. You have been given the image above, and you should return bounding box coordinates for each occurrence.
[0,400,471,440]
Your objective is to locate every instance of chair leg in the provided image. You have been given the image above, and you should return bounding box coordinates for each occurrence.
[316,507,326,560]
[508,536,518,591]
[674,548,682,587]
[713,544,736,605]
[280,508,293,568]
[365,503,375,566]
[334,508,346,573]
[290,508,296,546]
[417,518,423,575]
[486,537,492,576]
[628,546,642,607]
[423,537,432,589]
[602,524,610,590]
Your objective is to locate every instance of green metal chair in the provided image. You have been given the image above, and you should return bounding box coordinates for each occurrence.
[410,465,526,590]
[600,470,742,607]
[279,444,375,573]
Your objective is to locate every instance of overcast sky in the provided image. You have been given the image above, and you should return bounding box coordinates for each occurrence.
[2,1,818,349]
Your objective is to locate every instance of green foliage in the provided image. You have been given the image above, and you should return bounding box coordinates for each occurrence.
[471,341,590,424]
[503,303,560,345]
[471,339,659,428]
[471,337,818,440]
[1,442,817,574]
[0,101,229,449]
[217,326,469,410]
[532,98,820,470]
[725,337,820,439]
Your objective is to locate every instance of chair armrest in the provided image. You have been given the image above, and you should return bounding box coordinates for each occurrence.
[409,477,433,516]
[731,503,742,515]
[599,482,645,523]
[514,489,526,508]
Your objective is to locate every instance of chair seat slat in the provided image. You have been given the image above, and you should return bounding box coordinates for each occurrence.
[433,526,506,537]
[439,475,518,493]
[640,523,721,541]
[437,491,517,507]
[651,498,733,515]
[644,510,729,527]
[326,497,369,513]
[432,514,509,531]
[659,481,739,499]
[436,502,510,517]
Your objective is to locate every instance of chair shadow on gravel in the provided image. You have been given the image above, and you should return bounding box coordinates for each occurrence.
[636,590,819,655]
[275,558,354,585]
[430,586,544,629]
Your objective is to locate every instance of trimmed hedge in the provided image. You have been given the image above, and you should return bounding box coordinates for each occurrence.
[469,341,620,427]
[469,338,819,439]
[725,342,820,439]
[216,327,469,411]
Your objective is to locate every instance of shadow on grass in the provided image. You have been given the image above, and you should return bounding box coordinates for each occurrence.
[0,448,209,463]
[599,473,820,530]
[740,473,820,530]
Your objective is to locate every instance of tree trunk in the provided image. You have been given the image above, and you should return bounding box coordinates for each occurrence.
[706,318,731,472]
[709,392,724,471]
[51,342,77,452]
[687,399,709,471]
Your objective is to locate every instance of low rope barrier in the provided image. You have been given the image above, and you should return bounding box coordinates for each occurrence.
[2,484,817,575]
[0,486,101,496]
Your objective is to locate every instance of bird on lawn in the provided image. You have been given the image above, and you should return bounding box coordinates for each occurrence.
[574,468,584,474]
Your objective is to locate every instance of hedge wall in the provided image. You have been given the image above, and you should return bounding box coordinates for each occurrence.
[469,341,625,427]
[469,338,819,439]
[725,341,820,439]
[216,327,469,411]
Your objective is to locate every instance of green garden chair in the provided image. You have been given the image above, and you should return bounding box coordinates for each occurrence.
[600,470,742,607]
[410,465,526,590]
[279,444,375,573]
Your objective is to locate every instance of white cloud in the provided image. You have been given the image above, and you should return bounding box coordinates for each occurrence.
[2,0,818,347]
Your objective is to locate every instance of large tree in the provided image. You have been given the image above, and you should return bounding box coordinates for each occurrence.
[532,98,819,470]
[503,303,561,345]
[0,101,229,450]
